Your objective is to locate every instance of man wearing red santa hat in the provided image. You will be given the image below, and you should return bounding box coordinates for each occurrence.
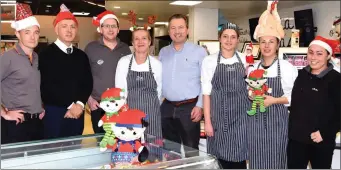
[85,10,131,134]
[1,3,44,144]
[39,4,93,139]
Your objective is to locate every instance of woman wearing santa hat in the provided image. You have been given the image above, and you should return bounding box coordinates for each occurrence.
[115,14,162,140]
[287,36,340,169]
[201,22,249,169]
[247,1,298,168]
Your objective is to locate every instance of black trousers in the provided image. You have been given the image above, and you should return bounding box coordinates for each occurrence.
[218,159,247,169]
[287,139,335,169]
[161,99,200,158]
[91,108,105,134]
[43,105,84,139]
[1,113,43,144]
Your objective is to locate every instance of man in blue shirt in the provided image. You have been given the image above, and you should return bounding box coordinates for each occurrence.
[159,14,207,157]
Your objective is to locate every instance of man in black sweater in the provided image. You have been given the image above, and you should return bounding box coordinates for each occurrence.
[39,4,93,139]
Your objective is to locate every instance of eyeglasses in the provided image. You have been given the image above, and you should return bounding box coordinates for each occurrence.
[101,24,118,29]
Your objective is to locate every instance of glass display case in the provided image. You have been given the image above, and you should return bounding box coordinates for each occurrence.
[1,134,220,169]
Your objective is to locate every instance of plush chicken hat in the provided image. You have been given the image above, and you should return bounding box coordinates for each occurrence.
[53,4,78,27]
[248,69,267,80]
[115,109,147,128]
[101,88,126,101]
[253,0,285,41]
[11,3,40,31]
[92,11,119,33]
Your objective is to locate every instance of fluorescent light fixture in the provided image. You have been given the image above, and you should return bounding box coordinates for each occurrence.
[130,26,151,31]
[170,1,202,6]
[114,6,120,9]
[24,1,32,3]
[46,5,52,8]
[122,13,128,15]
[1,0,16,3]
[45,9,49,12]
[73,12,90,16]
[85,1,96,5]
[138,18,143,20]
[154,22,169,25]
[97,4,105,8]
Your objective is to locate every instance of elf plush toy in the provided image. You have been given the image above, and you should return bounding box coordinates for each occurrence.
[245,42,255,74]
[98,88,128,151]
[245,69,272,116]
[107,109,149,167]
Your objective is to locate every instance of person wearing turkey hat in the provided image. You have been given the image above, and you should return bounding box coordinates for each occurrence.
[39,4,93,139]
[0,3,44,144]
[247,1,298,168]
[201,22,248,169]
[85,11,131,134]
[287,36,340,169]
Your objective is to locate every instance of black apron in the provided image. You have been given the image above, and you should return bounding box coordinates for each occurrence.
[126,55,163,161]
[247,59,289,169]
[207,52,249,162]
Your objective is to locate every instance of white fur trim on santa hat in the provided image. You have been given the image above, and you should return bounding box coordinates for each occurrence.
[309,40,333,55]
[11,16,40,31]
[96,14,119,33]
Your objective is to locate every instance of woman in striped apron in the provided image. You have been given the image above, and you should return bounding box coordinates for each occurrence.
[115,29,163,161]
[201,23,249,169]
[249,1,298,168]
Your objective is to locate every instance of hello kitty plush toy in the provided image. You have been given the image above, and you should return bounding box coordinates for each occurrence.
[98,88,128,151]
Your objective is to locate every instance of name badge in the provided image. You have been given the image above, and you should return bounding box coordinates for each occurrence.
[312,88,318,92]
[97,59,104,65]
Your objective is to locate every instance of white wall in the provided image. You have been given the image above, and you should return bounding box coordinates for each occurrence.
[229,1,340,51]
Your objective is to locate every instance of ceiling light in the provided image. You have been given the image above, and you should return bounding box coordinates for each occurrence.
[45,9,49,12]
[114,6,120,9]
[97,4,105,8]
[122,13,128,16]
[138,18,143,20]
[1,0,16,3]
[24,1,32,3]
[46,5,52,8]
[154,22,169,25]
[73,12,90,16]
[84,1,96,5]
[170,1,202,6]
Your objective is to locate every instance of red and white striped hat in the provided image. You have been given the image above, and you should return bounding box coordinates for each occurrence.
[11,3,40,31]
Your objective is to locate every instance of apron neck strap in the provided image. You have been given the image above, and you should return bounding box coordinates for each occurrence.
[257,57,281,77]
[129,53,152,72]
[218,51,241,63]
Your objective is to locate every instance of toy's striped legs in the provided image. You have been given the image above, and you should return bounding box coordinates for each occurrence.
[247,99,258,115]
[100,123,112,148]
[258,96,266,112]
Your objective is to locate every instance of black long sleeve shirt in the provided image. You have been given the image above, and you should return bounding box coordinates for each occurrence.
[289,64,340,146]
[39,43,93,108]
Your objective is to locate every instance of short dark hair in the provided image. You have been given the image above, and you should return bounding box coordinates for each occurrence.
[168,14,188,28]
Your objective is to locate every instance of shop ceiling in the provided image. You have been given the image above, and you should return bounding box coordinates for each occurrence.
[13,0,318,21]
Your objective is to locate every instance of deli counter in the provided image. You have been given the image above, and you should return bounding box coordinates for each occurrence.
[1,134,220,169]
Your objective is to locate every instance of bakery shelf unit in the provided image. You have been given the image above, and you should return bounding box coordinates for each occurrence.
[1,134,220,169]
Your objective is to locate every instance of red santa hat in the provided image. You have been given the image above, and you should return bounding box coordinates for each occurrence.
[101,88,125,101]
[11,3,40,31]
[92,11,119,33]
[53,4,78,27]
[247,42,253,50]
[115,109,147,128]
[248,69,266,80]
[309,36,337,57]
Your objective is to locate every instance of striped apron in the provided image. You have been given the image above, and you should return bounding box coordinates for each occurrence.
[126,55,163,161]
[207,52,249,162]
[247,59,289,169]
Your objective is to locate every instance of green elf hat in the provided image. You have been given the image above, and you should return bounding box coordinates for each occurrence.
[101,88,125,101]
[248,69,267,81]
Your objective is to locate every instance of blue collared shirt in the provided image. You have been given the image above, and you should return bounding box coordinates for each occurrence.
[159,41,207,108]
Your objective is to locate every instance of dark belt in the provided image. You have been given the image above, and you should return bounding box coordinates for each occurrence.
[22,112,40,119]
[165,96,198,107]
